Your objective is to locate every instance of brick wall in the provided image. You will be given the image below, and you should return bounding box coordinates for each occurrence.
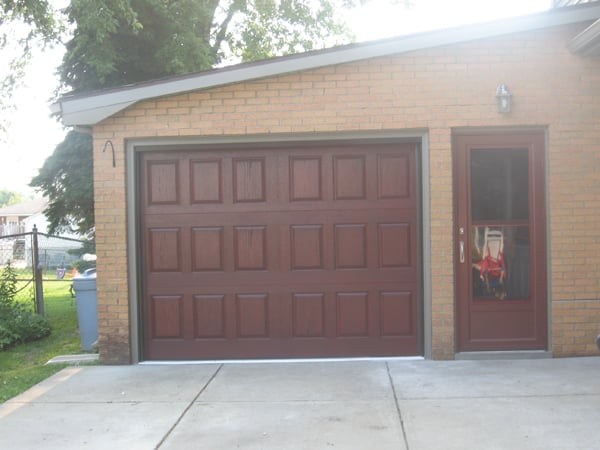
[93,23,600,362]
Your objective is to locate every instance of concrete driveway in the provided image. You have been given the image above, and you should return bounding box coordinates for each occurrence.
[1,357,599,449]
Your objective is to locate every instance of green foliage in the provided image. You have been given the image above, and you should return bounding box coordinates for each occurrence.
[29,130,94,236]
[0,0,63,130]
[72,259,95,273]
[36,0,356,235]
[0,279,82,402]
[59,0,355,93]
[0,190,24,208]
[0,261,51,351]
[234,0,353,62]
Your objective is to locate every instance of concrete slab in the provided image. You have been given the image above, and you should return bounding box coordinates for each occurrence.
[402,394,600,450]
[1,357,599,449]
[201,361,391,402]
[387,357,600,399]
[0,402,186,450]
[5,364,220,404]
[46,353,99,365]
[162,400,406,450]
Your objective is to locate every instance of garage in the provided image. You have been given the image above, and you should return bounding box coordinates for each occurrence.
[140,141,421,359]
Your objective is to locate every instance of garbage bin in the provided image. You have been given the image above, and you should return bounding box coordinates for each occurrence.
[72,268,98,351]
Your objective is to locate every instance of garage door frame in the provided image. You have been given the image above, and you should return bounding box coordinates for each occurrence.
[125,130,431,362]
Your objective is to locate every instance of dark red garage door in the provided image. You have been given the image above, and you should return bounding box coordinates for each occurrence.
[140,142,421,359]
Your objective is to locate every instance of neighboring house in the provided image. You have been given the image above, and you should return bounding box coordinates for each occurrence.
[0,198,83,269]
[0,198,48,236]
[52,3,600,364]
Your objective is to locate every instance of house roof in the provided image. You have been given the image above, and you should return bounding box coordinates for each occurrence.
[52,2,600,128]
[0,198,48,217]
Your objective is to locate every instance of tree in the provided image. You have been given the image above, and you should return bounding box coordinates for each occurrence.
[60,0,355,94]
[30,130,94,235]
[32,0,358,235]
[1,0,62,130]
[0,190,23,208]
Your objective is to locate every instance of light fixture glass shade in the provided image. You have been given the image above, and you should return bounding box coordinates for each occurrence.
[496,83,511,113]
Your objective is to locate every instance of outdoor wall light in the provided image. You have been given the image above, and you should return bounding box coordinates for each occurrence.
[495,83,512,114]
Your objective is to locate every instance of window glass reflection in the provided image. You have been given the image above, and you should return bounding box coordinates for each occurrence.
[471,149,529,222]
[472,226,530,300]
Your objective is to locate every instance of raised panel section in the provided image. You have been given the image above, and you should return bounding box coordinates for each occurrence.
[290,157,322,201]
[233,158,265,202]
[335,224,367,269]
[193,295,226,338]
[380,292,413,336]
[378,154,410,199]
[149,228,181,272]
[192,227,224,271]
[378,223,411,268]
[236,294,268,338]
[334,156,366,200]
[147,160,179,204]
[234,226,267,270]
[291,225,323,270]
[292,293,325,337]
[336,292,368,337]
[152,295,183,339]
[191,159,222,203]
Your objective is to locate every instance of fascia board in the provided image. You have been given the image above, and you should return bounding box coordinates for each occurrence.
[568,18,600,54]
[55,4,600,127]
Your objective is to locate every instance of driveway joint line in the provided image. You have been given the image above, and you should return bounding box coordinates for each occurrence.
[154,363,223,449]
[386,361,411,450]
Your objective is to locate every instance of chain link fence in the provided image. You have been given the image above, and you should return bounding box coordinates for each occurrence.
[0,227,86,312]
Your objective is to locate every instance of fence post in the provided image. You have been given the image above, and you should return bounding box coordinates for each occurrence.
[32,225,44,316]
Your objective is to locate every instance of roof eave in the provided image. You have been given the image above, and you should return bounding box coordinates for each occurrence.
[54,3,600,127]
[568,18,600,54]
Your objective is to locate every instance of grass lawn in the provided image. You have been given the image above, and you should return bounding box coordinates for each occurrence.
[0,278,86,403]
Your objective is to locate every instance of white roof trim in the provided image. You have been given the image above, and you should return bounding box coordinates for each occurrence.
[568,18,600,54]
[55,3,600,127]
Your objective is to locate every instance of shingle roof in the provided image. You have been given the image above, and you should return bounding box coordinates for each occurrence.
[0,198,48,216]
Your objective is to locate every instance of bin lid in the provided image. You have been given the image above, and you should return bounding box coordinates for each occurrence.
[73,267,97,291]
[74,267,96,280]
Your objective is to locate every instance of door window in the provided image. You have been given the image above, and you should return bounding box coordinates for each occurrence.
[470,149,531,301]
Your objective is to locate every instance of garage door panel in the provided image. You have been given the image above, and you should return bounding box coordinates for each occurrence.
[146,160,180,205]
[334,224,367,269]
[235,294,269,338]
[336,292,369,337]
[142,143,420,359]
[289,156,323,201]
[233,226,268,271]
[292,293,326,338]
[150,295,184,339]
[192,295,226,338]
[233,157,266,203]
[333,155,367,200]
[377,153,412,200]
[148,228,182,272]
[190,159,223,204]
[191,227,224,271]
[290,225,324,270]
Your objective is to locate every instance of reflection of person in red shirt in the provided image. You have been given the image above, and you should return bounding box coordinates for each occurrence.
[476,229,506,299]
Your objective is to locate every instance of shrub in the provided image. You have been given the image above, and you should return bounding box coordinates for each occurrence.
[0,261,51,351]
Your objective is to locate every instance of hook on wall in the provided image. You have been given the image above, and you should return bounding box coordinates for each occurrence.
[102,140,116,168]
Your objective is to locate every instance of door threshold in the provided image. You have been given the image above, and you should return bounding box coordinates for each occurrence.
[139,356,425,365]
[455,350,552,360]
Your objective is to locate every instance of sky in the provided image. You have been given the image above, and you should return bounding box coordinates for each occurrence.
[0,0,551,196]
